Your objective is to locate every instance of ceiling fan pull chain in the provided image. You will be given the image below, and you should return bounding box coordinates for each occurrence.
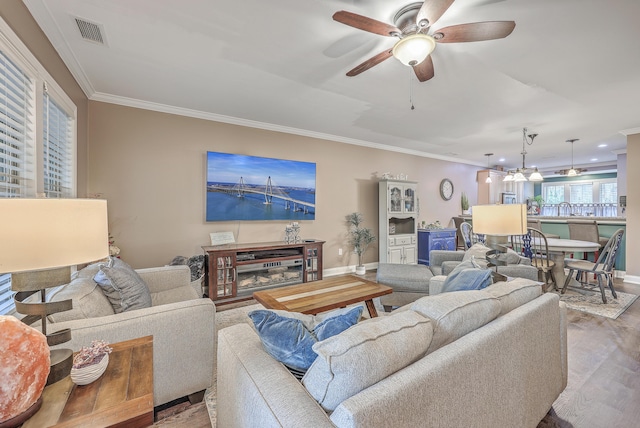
[409,68,415,110]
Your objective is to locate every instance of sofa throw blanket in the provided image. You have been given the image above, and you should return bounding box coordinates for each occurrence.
[442,257,492,293]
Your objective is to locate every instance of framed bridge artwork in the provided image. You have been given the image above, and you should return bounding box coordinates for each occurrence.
[205,151,316,221]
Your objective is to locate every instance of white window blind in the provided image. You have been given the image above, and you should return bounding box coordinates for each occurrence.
[0,17,76,314]
[43,91,72,198]
[544,185,564,204]
[0,50,34,198]
[570,183,593,203]
[599,182,617,204]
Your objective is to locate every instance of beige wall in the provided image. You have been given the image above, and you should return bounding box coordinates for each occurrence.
[88,102,479,269]
[0,1,90,196]
[626,134,639,278]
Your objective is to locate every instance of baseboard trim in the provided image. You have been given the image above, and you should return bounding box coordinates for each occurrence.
[323,262,379,278]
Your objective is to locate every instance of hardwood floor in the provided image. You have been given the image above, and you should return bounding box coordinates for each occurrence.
[153,275,640,428]
[539,278,640,428]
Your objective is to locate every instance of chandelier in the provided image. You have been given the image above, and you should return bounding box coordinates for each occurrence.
[503,127,543,182]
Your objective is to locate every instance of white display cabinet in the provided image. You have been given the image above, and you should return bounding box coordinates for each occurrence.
[379,180,418,264]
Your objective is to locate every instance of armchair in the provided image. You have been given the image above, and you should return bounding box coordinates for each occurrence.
[428,248,539,295]
[45,263,216,407]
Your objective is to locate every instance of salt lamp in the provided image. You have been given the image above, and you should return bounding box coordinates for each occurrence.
[0,315,50,425]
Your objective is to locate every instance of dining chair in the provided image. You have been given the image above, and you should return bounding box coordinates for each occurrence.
[459,222,485,250]
[526,218,560,239]
[510,227,556,291]
[561,228,625,303]
[567,220,609,260]
[453,217,466,250]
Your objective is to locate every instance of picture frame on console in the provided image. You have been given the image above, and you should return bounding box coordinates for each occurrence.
[205,151,316,222]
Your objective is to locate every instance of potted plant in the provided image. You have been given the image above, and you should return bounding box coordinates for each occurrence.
[461,192,470,215]
[347,212,376,275]
[531,195,545,215]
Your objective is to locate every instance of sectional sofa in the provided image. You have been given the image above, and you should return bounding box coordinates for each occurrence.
[217,278,567,427]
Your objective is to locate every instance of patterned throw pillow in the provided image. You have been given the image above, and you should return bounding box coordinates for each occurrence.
[248,306,363,376]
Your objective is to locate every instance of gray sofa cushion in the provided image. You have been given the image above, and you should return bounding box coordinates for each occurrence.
[411,291,501,354]
[94,257,152,313]
[376,263,433,292]
[303,310,433,411]
[484,278,542,316]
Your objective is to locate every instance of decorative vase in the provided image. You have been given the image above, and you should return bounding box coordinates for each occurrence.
[70,354,109,386]
[355,265,366,275]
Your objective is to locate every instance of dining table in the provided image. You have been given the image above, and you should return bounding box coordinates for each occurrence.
[543,237,601,290]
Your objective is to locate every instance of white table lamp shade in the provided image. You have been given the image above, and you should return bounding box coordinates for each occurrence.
[472,204,527,236]
[0,199,109,274]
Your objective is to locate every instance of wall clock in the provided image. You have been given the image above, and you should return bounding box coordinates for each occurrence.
[439,178,454,201]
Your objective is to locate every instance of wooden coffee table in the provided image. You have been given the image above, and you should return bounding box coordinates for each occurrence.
[23,335,154,428]
[253,275,392,318]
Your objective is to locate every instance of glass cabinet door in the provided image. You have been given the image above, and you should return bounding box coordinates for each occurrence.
[388,184,403,213]
[404,186,415,213]
[211,252,236,299]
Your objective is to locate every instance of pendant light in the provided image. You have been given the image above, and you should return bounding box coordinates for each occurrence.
[566,139,579,176]
[484,153,493,183]
[503,127,543,182]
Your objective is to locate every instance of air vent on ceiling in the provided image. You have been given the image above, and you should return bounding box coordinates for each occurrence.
[74,17,106,45]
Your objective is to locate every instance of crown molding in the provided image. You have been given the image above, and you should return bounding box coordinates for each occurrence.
[90,91,479,166]
[619,127,640,136]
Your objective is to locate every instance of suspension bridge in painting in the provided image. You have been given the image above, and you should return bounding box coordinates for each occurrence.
[208,176,314,214]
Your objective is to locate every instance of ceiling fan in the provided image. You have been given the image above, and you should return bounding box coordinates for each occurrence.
[332,0,516,82]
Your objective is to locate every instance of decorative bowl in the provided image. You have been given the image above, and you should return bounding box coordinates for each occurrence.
[70,353,109,385]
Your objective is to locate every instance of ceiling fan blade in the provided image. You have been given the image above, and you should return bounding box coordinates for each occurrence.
[333,11,401,37]
[413,56,435,82]
[433,21,516,43]
[346,49,393,77]
[416,0,455,29]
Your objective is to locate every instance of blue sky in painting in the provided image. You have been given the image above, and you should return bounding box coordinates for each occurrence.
[207,152,316,189]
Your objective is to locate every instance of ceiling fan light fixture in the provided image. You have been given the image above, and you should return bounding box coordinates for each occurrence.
[392,34,436,66]
[567,168,578,177]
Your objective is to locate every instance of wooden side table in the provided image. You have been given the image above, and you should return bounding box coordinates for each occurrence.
[23,335,154,428]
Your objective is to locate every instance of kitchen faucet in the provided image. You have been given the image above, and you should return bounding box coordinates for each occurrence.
[558,202,572,216]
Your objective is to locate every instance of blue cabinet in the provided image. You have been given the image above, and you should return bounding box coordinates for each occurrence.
[418,228,457,265]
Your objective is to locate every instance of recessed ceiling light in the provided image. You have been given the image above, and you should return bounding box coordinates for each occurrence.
[591,158,598,161]
[598,143,608,148]
[499,158,505,162]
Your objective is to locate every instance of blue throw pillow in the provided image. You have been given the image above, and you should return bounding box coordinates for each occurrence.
[248,306,363,374]
[442,257,493,293]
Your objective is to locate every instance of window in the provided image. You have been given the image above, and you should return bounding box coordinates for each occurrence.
[0,50,34,198]
[600,182,617,204]
[542,178,617,207]
[43,92,73,197]
[569,183,593,204]
[0,18,77,314]
[544,185,564,204]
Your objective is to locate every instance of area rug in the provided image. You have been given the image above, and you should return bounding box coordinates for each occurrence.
[554,288,638,319]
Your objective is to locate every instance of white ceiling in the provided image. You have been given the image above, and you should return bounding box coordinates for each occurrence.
[24,0,640,173]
